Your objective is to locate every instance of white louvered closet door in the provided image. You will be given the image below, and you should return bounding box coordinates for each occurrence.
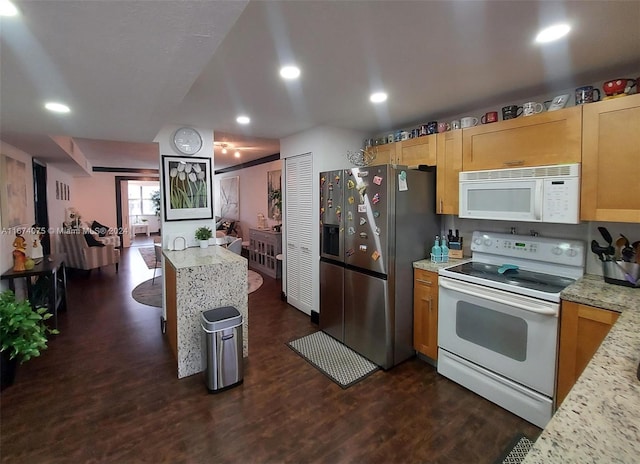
[285,153,313,315]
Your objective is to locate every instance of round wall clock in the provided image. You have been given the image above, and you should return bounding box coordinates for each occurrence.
[173,127,202,155]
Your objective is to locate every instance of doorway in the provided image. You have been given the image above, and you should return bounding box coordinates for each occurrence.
[32,160,50,255]
[115,176,160,248]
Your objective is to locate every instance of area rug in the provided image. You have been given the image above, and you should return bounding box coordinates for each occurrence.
[131,270,264,308]
[138,246,159,269]
[287,331,379,389]
[494,434,534,464]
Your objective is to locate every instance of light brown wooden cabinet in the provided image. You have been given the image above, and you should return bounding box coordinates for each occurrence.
[368,142,398,165]
[462,106,582,171]
[413,268,439,360]
[164,261,178,361]
[436,130,463,215]
[397,134,437,167]
[556,300,619,406]
[580,93,640,223]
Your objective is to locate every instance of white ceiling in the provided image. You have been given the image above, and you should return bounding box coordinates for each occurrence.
[1,1,639,173]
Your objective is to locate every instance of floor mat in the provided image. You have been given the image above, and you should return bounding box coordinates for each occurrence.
[287,331,379,389]
[494,434,534,464]
[138,247,159,269]
[132,270,263,308]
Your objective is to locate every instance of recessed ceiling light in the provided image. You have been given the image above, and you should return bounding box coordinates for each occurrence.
[370,92,388,104]
[0,0,18,17]
[280,65,301,80]
[222,147,228,154]
[236,115,250,125]
[535,23,571,44]
[44,102,71,113]
[234,151,241,158]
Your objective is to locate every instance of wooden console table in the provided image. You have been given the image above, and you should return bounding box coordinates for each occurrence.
[249,228,281,279]
[1,254,67,329]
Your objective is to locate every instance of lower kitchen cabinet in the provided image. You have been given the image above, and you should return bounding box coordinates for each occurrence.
[556,300,619,406]
[413,268,439,360]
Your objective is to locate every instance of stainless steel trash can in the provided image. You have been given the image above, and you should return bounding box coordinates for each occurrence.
[201,306,243,393]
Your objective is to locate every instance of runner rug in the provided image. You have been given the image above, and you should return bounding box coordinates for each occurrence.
[138,246,159,269]
[287,331,379,389]
[493,434,534,464]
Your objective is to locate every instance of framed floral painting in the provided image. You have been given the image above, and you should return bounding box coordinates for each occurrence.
[161,155,213,221]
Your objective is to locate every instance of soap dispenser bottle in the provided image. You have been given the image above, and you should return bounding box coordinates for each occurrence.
[431,235,442,263]
[440,237,449,262]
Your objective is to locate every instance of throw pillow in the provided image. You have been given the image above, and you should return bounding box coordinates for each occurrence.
[91,220,109,237]
[84,233,105,247]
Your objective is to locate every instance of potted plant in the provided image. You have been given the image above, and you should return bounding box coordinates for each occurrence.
[0,290,58,390]
[195,226,213,249]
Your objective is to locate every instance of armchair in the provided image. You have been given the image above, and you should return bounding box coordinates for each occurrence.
[59,233,120,274]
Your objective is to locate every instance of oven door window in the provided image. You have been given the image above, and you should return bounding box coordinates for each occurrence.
[456,301,527,361]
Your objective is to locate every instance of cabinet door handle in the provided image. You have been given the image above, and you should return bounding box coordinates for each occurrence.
[504,160,524,167]
[416,279,433,286]
[439,199,443,214]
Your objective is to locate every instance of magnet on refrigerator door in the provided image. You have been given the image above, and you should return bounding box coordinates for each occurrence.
[373,175,383,185]
[372,251,380,261]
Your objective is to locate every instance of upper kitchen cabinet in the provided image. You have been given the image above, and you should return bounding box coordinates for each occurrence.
[397,134,437,167]
[581,94,640,223]
[436,130,462,215]
[369,142,397,166]
[462,106,582,171]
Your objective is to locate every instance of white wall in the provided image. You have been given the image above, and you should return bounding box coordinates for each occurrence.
[0,142,36,285]
[73,172,121,231]
[280,125,368,314]
[214,159,283,239]
[154,125,215,249]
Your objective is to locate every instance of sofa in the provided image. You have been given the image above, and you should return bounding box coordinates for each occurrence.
[59,232,120,273]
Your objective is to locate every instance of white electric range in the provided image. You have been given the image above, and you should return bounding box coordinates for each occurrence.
[437,231,585,428]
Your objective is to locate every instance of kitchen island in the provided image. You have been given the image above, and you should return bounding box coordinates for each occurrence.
[523,275,640,463]
[163,246,248,379]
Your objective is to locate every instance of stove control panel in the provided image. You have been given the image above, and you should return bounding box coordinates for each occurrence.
[470,231,585,267]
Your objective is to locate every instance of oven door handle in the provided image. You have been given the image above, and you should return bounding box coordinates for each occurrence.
[439,278,558,316]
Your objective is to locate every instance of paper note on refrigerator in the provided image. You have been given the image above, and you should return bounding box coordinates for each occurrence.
[398,171,408,191]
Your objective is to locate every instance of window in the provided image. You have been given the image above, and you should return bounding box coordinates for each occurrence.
[128,184,158,217]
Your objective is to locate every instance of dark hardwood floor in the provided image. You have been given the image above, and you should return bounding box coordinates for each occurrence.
[0,246,540,463]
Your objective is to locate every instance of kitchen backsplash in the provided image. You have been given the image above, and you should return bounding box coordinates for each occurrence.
[440,216,639,277]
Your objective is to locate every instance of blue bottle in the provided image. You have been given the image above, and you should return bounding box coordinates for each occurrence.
[431,235,442,263]
[441,237,449,262]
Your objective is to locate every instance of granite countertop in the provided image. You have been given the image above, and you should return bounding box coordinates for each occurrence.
[163,245,245,270]
[413,257,470,272]
[523,274,640,463]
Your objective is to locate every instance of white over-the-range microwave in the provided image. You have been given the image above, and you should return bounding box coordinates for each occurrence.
[459,163,580,224]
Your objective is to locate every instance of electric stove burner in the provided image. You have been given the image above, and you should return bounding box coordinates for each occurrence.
[444,261,576,295]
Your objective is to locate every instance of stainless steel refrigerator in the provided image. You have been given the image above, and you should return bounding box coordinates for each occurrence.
[319,165,440,369]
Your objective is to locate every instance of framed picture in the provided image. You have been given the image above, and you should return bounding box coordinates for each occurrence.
[56,181,60,200]
[0,155,28,227]
[267,169,281,220]
[218,176,239,220]
[162,155,213,221]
